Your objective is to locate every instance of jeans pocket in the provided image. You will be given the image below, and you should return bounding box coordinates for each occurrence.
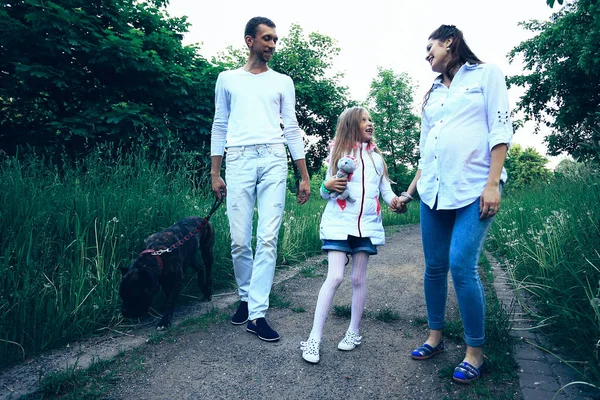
[271,147,287,159]
[226,151,242,163]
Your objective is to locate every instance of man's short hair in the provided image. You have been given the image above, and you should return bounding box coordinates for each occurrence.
[244,17,276,38]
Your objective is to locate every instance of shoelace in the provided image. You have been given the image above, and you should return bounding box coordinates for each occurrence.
[300,340,320,354]
[342,331,362,345]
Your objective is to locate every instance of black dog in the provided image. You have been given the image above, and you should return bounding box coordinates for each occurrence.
[119,216,214,330]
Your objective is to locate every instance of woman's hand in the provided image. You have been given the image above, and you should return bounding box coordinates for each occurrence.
[479,184,501,219]
[390,195,410,214]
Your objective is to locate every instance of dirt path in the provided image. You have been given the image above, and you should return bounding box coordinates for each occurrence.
[0,224,518,399]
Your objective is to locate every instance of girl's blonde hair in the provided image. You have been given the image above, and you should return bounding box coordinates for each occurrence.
[329,106,390,180]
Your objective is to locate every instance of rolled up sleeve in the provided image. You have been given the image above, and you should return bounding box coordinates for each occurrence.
[483,65,513,151]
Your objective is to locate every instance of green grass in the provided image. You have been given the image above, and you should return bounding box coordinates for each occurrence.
[299,264,324,278]
[0,145,440,368]
[333,304,352,318]
[269,292,292,309]
[24,357,117,400]
[487,167,600,385]
[0,146,236,367]
[371,307,401,322]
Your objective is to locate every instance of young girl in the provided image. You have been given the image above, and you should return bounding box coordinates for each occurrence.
[300,106,402,363]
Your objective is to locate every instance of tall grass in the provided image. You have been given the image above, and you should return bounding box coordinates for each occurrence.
[0,147,231,366]
[0,148,418,366]
[487,165,600,383]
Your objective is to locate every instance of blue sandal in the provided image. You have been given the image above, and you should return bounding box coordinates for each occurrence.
[452,358,486,384]
[410,340,445,360]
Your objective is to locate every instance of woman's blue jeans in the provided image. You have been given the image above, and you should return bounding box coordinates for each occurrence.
[420,198,495,347]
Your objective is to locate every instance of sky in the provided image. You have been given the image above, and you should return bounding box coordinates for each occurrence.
[166,0,567,167]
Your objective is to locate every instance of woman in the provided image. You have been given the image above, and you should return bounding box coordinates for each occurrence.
[394,24,512,383]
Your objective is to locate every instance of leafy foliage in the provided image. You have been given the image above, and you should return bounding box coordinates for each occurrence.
[271,25,352,173]
[508,0,600,161]
[503,144,552,192]
[366,67,420,191]
[0,0,219,159]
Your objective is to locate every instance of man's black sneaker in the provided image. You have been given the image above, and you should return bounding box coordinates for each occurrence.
[231,301,248,325]
[246,317,280,342]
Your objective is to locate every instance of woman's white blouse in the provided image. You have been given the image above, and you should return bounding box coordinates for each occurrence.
[417,63,513,210]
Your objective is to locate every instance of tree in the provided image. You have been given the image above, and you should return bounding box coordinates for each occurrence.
[554,157,599,179]
[504,144,553,192]
[0,0,218,157]
[214,24,351,174]
[366,67,420,192]
[507,0,600,162]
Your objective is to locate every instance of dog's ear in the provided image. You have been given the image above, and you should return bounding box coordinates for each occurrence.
[120,266,130,276]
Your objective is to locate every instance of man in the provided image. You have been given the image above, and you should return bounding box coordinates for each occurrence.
[210,16,311,342]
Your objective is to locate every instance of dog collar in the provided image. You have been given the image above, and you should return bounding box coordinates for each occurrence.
[140,249,164,274]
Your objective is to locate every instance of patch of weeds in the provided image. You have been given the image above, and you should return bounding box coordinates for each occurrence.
[269,292,291,309]
[28,357,114,400]
[333,304,352,318]
[372,307,401,323]
[123,351,147,373]
[480,253,519,382]
[443,317,464,340]
[147,308,229,343]
[291,307,306,313]
[438,364,455,381]
[299,264,323,278]
[145,331,166,345]
[410,316,428,326]
[174,308,230,332]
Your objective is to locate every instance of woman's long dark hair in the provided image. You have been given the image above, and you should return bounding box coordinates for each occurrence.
[422,25,483,112]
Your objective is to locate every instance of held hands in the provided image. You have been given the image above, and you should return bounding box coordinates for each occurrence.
[390,195,410,214]
[479,184,501,219]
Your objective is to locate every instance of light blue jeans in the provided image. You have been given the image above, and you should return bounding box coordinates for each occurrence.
[225,143,288,320]
[420,198,495,347]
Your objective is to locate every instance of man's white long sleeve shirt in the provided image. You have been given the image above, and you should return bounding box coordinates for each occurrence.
[210,68,305,161]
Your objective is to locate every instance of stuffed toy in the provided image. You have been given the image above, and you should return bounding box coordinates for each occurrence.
[330,155,357,203]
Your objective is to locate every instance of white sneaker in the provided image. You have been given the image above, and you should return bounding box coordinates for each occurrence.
[337,330,362,351]
[300,338,321,363]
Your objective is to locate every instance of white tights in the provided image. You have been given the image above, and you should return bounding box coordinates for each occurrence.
[308,251,370,341]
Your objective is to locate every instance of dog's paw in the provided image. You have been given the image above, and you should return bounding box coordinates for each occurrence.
[156,319,170,330]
